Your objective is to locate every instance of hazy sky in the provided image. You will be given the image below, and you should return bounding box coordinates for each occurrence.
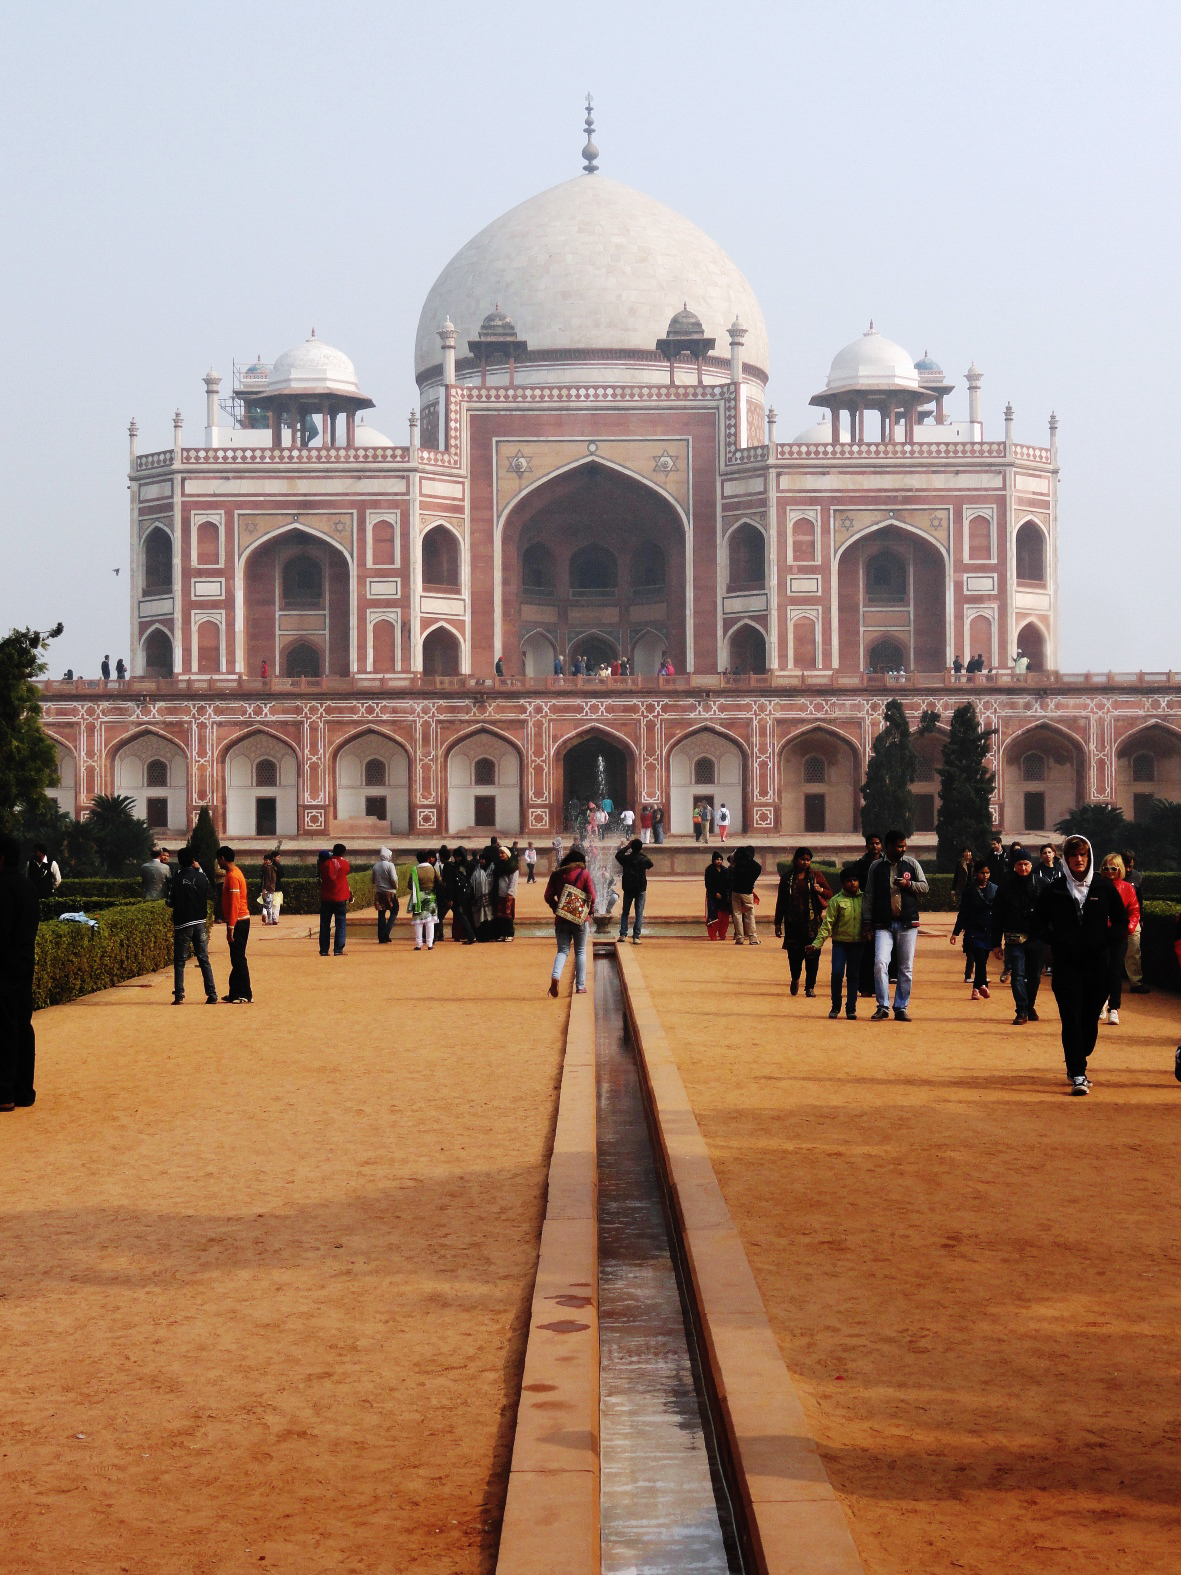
[3,1,1178,672]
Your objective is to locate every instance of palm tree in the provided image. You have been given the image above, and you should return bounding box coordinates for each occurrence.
[85,793,153,873]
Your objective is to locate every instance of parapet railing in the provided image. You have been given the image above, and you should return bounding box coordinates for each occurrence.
[40,669,1181,698]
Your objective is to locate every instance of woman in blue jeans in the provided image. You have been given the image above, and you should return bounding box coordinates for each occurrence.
[544,846,596,995]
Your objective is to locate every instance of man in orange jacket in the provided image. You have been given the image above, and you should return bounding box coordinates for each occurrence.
[217,846,252,1003]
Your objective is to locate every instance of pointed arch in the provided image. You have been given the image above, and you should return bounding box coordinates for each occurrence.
[999,721,1085,835]
[667,724,748,835]
[780,725,862,837]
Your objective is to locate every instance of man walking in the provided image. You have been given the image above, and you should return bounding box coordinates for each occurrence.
[700,801,713,844]
[862,829,928,1021]
[166,846,217,1004]
[141,847,170,899]
[524,841,538,883]
[373,846,399,943]
[217,846,252,1003]
[615,837,653,943]
[729,846,763,945]
[318,843,351,956]
[0,834,39,1111]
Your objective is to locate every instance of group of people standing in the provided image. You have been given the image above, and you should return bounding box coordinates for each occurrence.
[375,842,524,951]
[691,801,731,842]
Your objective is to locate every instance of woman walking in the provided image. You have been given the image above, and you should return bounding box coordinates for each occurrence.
[1098,853,1139,1024]
[1031,835,1129,1093]
[774,847,831,995]
[951,844,975,980]
[545,846,596,996]
[951,860,997,999]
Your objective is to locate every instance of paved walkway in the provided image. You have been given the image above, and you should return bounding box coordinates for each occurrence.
[0,922,567,1575]
[632,918,1181,1575]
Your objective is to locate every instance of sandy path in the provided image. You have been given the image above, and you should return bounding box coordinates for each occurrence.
[0,921,566,1574]
[633,920,1181,1574]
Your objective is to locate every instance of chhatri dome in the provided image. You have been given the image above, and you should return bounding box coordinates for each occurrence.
[267,331,362,397]
[825,325,919,393]
[415,115,768,390]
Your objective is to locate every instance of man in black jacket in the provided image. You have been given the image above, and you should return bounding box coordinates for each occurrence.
[729,847,763,945]
[0,833,40,1110]
[615,838,653,943]
[704,851,732,940]
[165,845,218,1004]
[990,848,1045,1024]
[1031,835,1128,1094]
[861,830,928,1021]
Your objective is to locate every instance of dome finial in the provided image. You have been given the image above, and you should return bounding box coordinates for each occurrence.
[582,92,599,174]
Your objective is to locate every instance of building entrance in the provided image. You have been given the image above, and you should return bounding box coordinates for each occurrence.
[562,737,629,825]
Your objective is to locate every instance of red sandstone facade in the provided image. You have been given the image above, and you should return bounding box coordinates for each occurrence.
[39,163,1181,851]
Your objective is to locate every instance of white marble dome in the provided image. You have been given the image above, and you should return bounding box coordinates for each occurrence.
[790,414,832,444]
[826,327,918,393]
[268,332,361,396]
[415,175,769,383]
[353,421,395,446]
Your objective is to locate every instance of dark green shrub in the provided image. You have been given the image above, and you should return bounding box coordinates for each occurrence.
[1140,902,1181,991]
[58,877,141,901]
[39,894,155,920]
[34,902,175,1010]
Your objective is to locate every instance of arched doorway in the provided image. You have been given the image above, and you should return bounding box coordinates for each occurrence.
[561,735,630,823]
[780,730,860,836]
[422,625,462,676]
[569,632,618,671]
[421,524,463,590]
[142,526,173,595]
[668,731,744,834]
[243,528,352,679]
[1015,621,1047,672]
[1115,725,1181,823]
[335,731,411,832]
[1015,520,1047,584]
[1000,726,1083,835]
[867,637,906,673]
[727,623,767,675]
[113,733,188,834]
[142,628,174,679]
[502,461,687,676]
[521,629,556,678]
[225,733,299,837]
[836,524,947,674]
[447,731,521,835]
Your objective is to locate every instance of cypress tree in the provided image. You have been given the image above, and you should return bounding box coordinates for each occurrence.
[190,805,220,885]
[935,702,997,869]
[860,699,937,838]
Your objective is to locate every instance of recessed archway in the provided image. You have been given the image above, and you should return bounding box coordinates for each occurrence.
[334,731,410,832]
[422,624,463,677]
[780,728,860,836]
[243,527,352,680]
[727,622,767,675]
[225,732,299,838]
[560,733,631,824]
[501,460,687,677]
[447,730,521,835]
[113,732,188,834]
[1015,621,1048,672]
[1114,723,1181,823]
[142,627,174,679]
[836,523,948,674]
[668,729,745,834]
[1000,724,1084,835]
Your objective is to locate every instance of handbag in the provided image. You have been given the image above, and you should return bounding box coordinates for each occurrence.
[556,881,591,926]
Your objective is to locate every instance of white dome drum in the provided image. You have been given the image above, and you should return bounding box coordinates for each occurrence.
[415,175,769,389]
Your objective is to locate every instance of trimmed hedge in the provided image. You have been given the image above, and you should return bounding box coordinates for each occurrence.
[39,894,158,920]
[57,878,142,901]
[34,902,175,1010]
[1139,874,1181,902]
[233,869,376,916]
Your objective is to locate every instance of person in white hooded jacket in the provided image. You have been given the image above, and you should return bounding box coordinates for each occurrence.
[1031,834,1128,1095]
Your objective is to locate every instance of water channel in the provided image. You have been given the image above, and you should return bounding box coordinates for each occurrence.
[594,946,744,1574]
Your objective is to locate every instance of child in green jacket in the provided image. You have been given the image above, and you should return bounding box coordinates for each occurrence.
[807,866,865,1020]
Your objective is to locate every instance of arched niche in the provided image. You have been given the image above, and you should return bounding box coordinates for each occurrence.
[142,526,173,595]
[559,731,633,823]
[1015,621,1047,672]
[780,729,859,837]
[668,730,744,834]
[113,733,188,835]
[447,731,521,835]
[836,523,947,674]
[1114,724,1181,823]
[726,622,767,675]
[421,523,462,590]
[1000,725,1084,836]
[335,732,410,832]
[522,629,556,678]
[195,619,221,675]
[422,624,463,677]
[47,740,77,818]
[726,522,766,591]
[142,627,174,679]
[225,733,299,838]
[569,631,619,670]
[1016,520,1047,584]
[243,527,351,680]
[501,459,687,677]
[631,629,664,676]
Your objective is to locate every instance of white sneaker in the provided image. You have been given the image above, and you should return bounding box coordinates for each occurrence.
[1071,1075,1091,1095]
[1108,1009,1120,1025]
[1100,1005,1109,1022]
